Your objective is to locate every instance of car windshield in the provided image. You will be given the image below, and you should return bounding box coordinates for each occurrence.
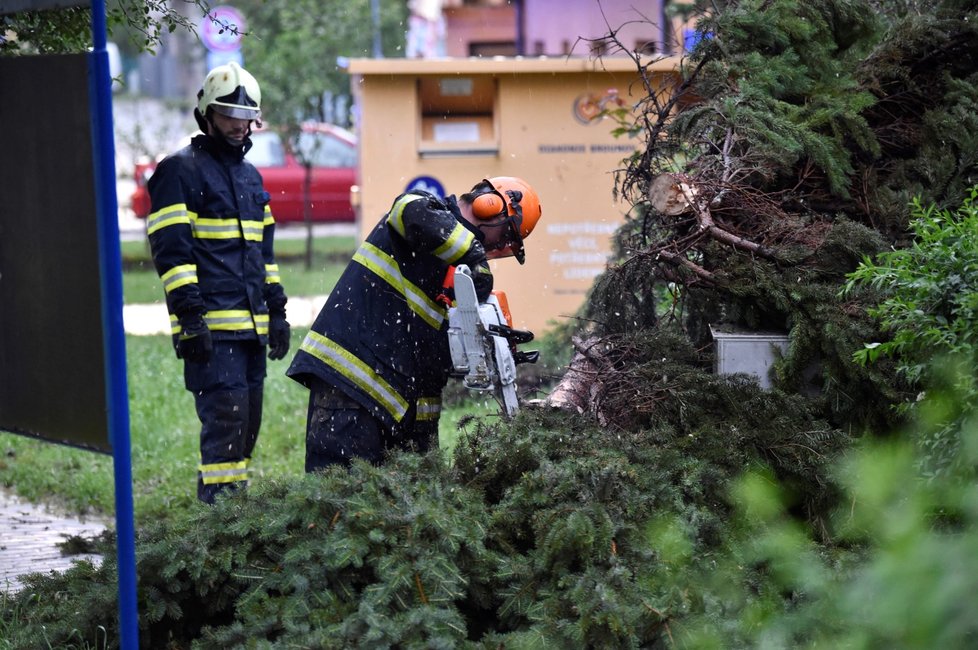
[247,131,287,167]
[295,131,357,168]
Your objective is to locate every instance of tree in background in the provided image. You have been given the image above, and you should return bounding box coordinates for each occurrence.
[234,0,408,128]
[226,0,407,267]
[3,0,407,128]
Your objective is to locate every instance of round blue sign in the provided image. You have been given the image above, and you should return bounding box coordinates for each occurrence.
[405,175,445,199]
[201,6,246,53]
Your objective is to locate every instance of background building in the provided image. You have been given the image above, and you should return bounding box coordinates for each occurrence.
[439,0,681,58]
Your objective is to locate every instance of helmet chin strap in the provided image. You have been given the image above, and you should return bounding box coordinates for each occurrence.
[459,214,487,242]
[193,106,209,133]
[498,193,526,264]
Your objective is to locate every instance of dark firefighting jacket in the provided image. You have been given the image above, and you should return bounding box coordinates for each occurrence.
[286,191,492,429]
[146,134,287,348]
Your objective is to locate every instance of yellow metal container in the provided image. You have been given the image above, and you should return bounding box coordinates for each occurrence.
[348,56,680,333]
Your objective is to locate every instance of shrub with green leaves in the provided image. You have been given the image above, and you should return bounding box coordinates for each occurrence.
[845,185,978,477]
[645,403,978,649]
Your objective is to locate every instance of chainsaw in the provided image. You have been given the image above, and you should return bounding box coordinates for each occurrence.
[447,264,539,416]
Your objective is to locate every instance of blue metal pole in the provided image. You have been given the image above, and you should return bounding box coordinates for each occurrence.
[371,0,383,57]
[89,1,139,648]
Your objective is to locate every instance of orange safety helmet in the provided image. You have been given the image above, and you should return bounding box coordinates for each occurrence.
[469,176,542,263]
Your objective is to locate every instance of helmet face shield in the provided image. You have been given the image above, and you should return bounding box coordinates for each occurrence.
[211,102,261,120]
[478,217,526,264]
[491,239,526,264]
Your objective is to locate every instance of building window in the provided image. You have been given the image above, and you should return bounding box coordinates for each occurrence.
[469,41,517,57]
[417,75,499,157]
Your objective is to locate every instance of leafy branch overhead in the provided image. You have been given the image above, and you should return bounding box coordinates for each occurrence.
[1,1,217,55]
[2,0,407,131]
[231,0,408,127]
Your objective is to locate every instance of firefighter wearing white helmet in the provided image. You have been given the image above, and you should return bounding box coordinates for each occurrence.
[146,61,289,503]
[194,61,262,146]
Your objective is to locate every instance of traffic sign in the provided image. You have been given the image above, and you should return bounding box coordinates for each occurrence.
[201,6,246,53]
[405,175,445,199]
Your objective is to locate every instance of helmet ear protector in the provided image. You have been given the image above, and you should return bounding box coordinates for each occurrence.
[470,179,525,225]
[472,192,507,220]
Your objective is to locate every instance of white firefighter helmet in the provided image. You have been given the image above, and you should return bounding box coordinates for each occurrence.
[197,61,261,120]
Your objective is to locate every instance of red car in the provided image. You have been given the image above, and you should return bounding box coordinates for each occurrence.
[129,122,358,224]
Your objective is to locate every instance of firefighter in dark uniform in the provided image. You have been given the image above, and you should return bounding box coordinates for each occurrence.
[287,177,542,472]
[147,62,290,503]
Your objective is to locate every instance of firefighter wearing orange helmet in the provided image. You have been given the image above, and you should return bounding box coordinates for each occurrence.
[287,176,542,471]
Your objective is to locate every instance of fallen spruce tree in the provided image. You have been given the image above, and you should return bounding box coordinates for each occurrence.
[7,328,978,647]
[3,347,847,647]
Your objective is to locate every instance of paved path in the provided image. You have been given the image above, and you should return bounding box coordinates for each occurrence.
[0,489,107,594]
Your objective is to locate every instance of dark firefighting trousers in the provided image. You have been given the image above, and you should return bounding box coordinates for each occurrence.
[304,380,439,473]
[184,339,266,503]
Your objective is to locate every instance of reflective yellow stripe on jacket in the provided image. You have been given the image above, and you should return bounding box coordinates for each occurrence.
[387,193,424,235]
[353,241,446,330]
[147,204,264,243]
[432,221,477,265]
[298,330,409,422]
[239,218,264,242]
[147,203,193,235]
[161,264,198,294]
[387,194,477,265]
[416,397,441,422]
[193,217,264,241]
[265,263,281,284]
[170,310,269,335]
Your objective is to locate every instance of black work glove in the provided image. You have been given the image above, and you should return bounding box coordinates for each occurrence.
[177,314,212,363]
[268,313,291,360]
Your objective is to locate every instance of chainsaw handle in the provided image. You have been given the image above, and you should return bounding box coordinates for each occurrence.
[488,323,534,345]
